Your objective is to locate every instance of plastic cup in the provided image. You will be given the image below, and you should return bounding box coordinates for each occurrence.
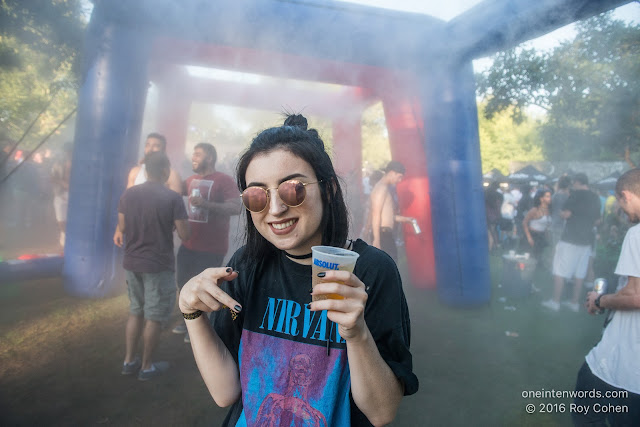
[508,250,515,257]
[311,246,360,301]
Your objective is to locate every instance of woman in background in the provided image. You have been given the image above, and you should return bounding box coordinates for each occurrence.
[522,189,552,261]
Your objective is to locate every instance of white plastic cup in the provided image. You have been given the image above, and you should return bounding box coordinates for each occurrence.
[311,246,360,301]
[508,250,515,257]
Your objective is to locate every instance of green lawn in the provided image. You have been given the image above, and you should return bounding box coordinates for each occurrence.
[394,253,604,426]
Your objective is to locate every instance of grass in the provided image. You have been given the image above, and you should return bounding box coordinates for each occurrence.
[0,252,604,426]
[393,253,603,426]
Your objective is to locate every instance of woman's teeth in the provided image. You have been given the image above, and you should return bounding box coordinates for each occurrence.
[272,219,296,230]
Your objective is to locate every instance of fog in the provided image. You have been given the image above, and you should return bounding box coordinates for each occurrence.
[1,0,638,425]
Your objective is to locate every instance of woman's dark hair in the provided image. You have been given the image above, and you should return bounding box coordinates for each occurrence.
[533,189,551,208]
[236,114,349,261]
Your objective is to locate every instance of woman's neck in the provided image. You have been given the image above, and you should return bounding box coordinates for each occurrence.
[285,252,313,265]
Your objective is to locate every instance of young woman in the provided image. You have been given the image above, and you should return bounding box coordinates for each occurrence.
[179,115,418,426]
[522,189,552,260]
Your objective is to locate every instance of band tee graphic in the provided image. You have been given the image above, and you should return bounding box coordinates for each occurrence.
[237,296,350,426]
[187,178,213,223]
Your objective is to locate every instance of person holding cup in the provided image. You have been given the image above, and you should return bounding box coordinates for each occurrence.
[179,114,418,426]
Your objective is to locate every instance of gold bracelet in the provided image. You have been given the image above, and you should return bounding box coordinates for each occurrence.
[182,310,203,320]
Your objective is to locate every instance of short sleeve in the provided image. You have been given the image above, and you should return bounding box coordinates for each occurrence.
[615,225,640,278]
[353,241,419,396]
[219,173,239,202]
[117,191,127,214]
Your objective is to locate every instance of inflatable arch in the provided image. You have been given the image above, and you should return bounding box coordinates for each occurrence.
[57,0,626,305]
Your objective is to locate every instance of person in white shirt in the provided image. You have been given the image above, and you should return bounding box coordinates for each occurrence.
[571,168,640,426]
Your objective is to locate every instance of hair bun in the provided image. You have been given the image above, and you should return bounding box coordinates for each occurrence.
[283,114,308,130]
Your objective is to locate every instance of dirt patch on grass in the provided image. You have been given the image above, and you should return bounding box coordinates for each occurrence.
[0,278,228,426]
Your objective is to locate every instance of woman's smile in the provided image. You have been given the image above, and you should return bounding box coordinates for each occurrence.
[270,218,298,233]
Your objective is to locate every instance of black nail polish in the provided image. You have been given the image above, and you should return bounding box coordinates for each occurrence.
[234,270,239,274]
[226,267,232,273]
[234,305,242,312]
[317,272,326,278]
[309,288,313,294]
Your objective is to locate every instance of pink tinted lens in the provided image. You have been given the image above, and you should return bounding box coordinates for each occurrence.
[242,187,268,212]
[278,180,306,207]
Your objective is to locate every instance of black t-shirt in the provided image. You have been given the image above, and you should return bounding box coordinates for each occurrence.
[211,239,418,426]
[118,181,188,272]
[560,189,601,245]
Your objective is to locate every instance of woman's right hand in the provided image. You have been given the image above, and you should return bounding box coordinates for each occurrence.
[179,267,241,315]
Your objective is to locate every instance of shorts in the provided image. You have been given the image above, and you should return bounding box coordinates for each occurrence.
[176,245,225,289]
[53,192,68,222]
[125,269,176,323]
[552,241,591,280]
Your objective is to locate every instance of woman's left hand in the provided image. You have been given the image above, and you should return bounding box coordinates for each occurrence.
[309,270,368,342]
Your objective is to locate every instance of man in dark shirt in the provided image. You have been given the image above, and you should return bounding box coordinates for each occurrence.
[114,152,190,380]
[543,173,601,312]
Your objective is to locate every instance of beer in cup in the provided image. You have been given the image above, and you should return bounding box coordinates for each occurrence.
[311,246,360,301]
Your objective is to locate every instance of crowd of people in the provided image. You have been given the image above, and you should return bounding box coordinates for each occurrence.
[485,171,631,289]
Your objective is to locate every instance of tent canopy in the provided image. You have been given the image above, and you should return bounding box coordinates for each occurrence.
[508,165,550,184]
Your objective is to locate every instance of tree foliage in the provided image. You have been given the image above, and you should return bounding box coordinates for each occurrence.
[477,102,544,174]
[0,0,87,148]
[361,101,391,171]
[476,12,640,164]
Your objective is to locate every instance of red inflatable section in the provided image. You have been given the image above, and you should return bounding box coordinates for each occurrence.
[383,95,436,289]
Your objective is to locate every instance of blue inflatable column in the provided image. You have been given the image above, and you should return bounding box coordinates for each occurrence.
[419,62,491,306]
[63,11,150,297]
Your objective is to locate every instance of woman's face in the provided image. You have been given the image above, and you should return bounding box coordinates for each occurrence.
[541,192,551,206]
[244,149,324,256]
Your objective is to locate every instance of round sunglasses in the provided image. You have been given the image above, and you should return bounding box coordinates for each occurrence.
[241,179,322,213]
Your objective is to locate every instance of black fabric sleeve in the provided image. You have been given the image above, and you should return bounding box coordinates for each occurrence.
[353,240,419,396]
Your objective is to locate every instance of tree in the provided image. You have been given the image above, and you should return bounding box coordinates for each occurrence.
[0,0,87,148]
[476,12,640,165]
[477,102,544,173]
[361,101,392,171]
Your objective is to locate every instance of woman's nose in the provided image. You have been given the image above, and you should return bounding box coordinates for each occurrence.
[268,188,287,215]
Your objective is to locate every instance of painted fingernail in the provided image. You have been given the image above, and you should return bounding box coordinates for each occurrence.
[317,272,326,278]
[234,305,242,312]
[234,270,239,274]
[226,267,232,273]
[309,288,313,294]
